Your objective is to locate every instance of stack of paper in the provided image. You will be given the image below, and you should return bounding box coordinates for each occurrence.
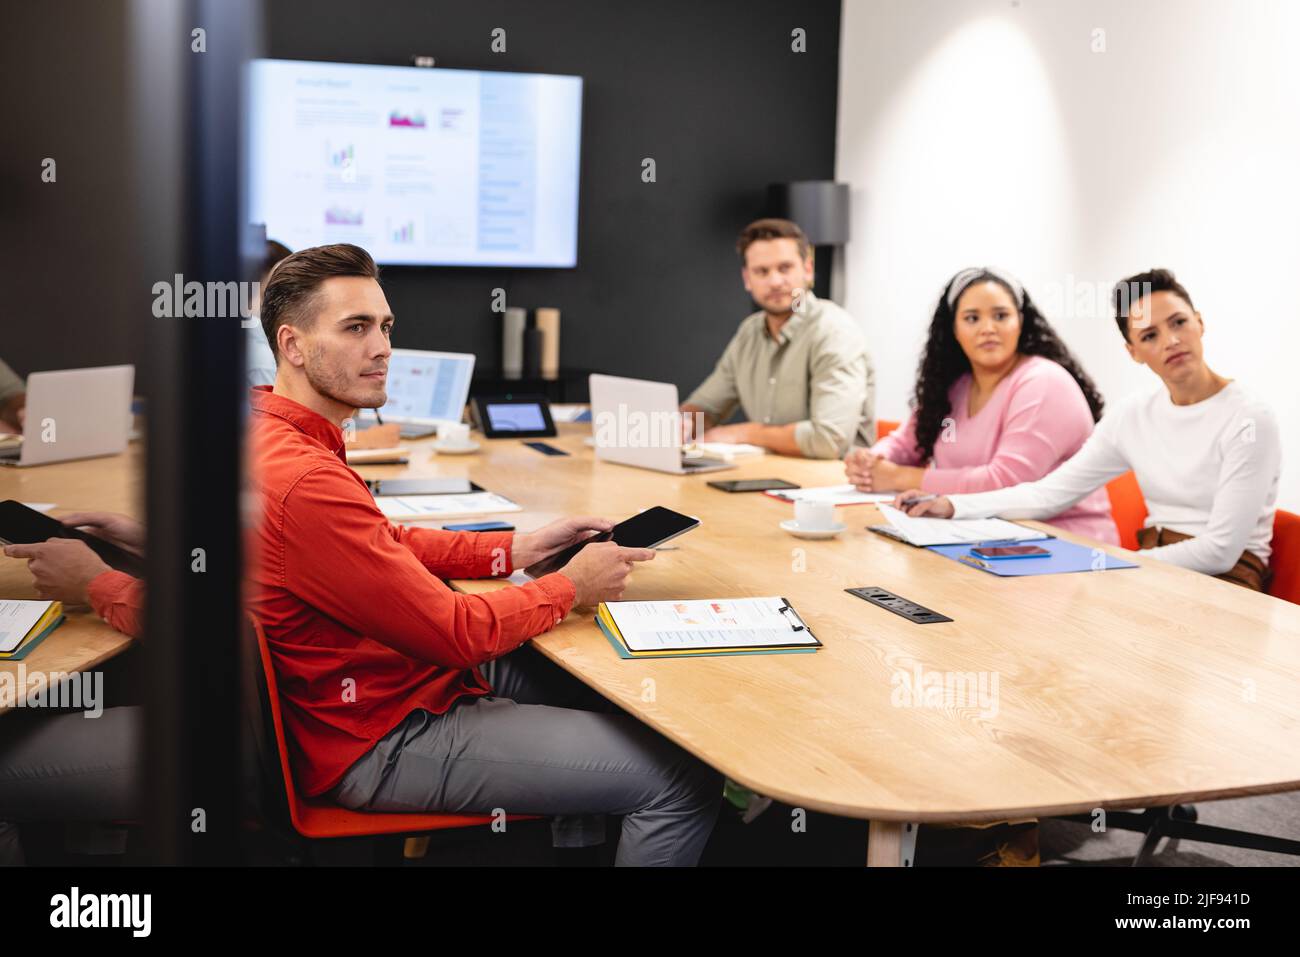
[596,597,821,658]
[873,503,1048,547]
[764,484,894,506]
[0,599,65,661]
[550,404,592,423]
[377,491,522,522]
[689,442,766,459]
[345,446,410,465]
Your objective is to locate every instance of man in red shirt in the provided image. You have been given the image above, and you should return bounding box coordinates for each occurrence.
[247,243,722,866]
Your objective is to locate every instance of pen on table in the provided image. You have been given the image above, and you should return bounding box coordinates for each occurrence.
[958,554,991,570]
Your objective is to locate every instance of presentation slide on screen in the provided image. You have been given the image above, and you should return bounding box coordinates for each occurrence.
[247,59,582,267]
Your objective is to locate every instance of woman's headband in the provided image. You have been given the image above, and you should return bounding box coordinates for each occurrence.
[945,267,1025,311]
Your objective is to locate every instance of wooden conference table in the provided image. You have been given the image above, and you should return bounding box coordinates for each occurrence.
[5,427,1300,865]
[0,444,141,709]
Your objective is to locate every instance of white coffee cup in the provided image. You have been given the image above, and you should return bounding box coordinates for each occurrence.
[438,422,471,447]
[794,500,836,530]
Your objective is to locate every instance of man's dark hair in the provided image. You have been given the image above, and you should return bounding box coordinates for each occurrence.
[1112,268,1195,341]
[736,218,811,264]
[260,243,379,363]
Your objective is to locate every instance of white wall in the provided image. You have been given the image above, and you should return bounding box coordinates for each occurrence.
[836,0,1300,506]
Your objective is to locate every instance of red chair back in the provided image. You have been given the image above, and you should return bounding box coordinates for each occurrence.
[1105,471,1149,551]
[1268,509,1300,605]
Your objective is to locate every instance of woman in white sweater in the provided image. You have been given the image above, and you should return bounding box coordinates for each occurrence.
[895,268,1281,591]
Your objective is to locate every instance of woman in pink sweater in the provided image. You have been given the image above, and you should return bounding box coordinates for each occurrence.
[845,267,1118,543]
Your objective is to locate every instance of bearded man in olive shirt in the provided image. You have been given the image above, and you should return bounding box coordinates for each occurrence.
[682,219,874,458]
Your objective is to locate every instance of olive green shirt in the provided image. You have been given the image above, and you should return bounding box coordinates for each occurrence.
[684,292,875,458]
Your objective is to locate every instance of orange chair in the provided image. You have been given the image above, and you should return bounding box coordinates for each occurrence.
[1268,509,1300,605]
[1105,471,1149,551]
[246,615,536,853]
[876,419,900,440]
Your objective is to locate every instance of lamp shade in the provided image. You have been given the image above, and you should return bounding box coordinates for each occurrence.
[766,181,850,245]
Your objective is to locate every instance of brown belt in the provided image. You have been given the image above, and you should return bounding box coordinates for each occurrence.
[1135,525,1270,592]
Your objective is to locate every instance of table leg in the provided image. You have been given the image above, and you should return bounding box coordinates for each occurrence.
[867,820,918,867]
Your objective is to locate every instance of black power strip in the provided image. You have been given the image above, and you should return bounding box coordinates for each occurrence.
[845,586,952,624]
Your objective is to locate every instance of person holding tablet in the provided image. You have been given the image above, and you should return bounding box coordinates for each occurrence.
[845,267,1117,543]
[894,268,1281,591]
[1,511,145,864]
[249,243,722,866]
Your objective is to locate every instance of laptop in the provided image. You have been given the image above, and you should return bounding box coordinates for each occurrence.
[363,349,475,439]
[0,365,135,467]
[588,374,735,475]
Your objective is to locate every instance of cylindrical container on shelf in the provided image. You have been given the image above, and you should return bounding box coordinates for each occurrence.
[501,306,526,376]
[535,307,560,377]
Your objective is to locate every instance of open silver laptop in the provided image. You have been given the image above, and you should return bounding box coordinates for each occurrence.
[0,365,135,467]
[588,374,735,475]
[360,348,475,439]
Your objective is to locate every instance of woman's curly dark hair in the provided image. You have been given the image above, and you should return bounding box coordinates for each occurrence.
[909,270,1105,461]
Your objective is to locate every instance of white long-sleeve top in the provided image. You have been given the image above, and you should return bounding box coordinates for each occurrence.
[949,382,1281,574]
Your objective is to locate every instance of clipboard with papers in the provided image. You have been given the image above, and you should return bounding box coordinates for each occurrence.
[595,596,822,658]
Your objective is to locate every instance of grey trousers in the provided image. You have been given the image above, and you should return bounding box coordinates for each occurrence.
[0,705,142,865]
[331,645,723,866]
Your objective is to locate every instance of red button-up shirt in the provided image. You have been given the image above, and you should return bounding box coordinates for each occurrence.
[246,386,576,796]
[87,570,145,639]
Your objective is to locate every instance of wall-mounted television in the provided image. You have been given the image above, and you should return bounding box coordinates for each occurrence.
[246,58,582,267]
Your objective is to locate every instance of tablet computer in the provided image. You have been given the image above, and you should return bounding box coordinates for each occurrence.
[472,394,557,439]
[523,506,699,579]
[366,477,482,497]
[0,500,146,577]
[708,478,800,493]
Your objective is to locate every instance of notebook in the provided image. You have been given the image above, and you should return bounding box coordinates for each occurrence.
[690,442,766,459]
[597,597,821,657]
[0,599,65,658]
[871,503,1050,547]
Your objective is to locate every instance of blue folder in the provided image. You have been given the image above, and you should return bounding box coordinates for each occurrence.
[927,538,1138,577]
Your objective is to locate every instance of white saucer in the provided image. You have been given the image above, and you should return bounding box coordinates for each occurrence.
[433,440,480,455]
[780,519,846,540]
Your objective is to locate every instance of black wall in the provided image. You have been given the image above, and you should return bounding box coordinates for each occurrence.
[0,2,141,384]
[265,0,842,392]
